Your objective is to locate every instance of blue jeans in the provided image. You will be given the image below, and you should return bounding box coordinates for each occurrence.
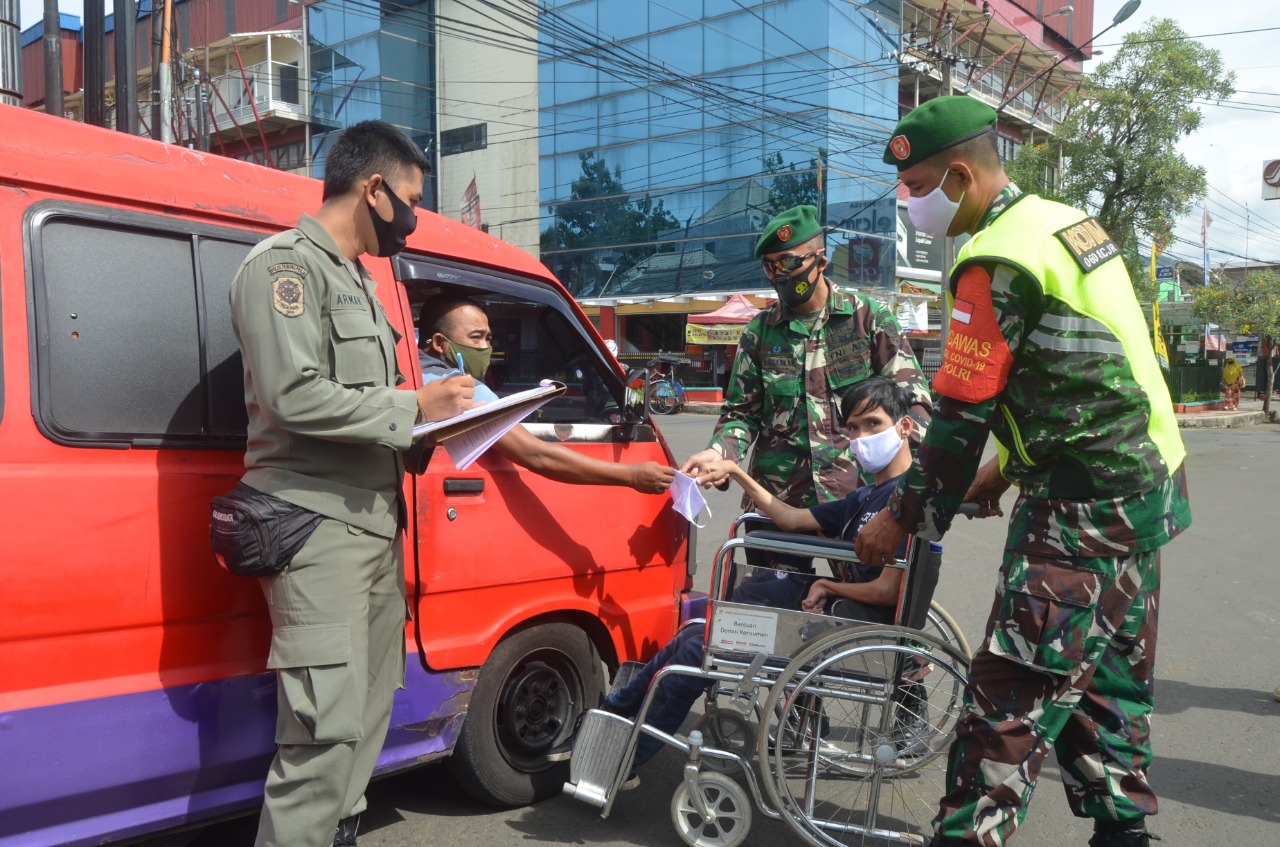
[601,570,817,769]
[602,626,707,769]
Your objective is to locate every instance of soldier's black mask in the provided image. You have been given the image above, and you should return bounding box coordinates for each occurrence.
[771,256,821,309]
[369,182,418,257]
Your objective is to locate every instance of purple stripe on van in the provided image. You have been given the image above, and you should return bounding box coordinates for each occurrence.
[0,660,474,847]
[681,591,709,624]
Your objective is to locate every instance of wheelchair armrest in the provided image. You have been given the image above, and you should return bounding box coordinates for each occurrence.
[729,511,773,538]
[744,530,856,558]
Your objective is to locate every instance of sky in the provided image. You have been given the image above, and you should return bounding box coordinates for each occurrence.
[14,0,1280,269]
[1088,0,1280,272]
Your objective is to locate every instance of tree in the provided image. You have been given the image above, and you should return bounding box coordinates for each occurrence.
[1191,270,1280,413]
[1007,17,1234,300]
[540,153,680,296]
[762,149,826,221]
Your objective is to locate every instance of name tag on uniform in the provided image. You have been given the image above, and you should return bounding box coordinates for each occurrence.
[1055,217,1120,273]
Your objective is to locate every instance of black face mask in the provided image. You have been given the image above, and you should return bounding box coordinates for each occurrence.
[772,256,821,309]
[368,182,418,257]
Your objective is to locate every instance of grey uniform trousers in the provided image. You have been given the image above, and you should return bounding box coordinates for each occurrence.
[254,519,406,847]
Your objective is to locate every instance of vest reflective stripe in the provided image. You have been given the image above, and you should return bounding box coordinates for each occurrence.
[954,194,1186,495]
[1039,313,1113,335]
[1026,329,1128,357]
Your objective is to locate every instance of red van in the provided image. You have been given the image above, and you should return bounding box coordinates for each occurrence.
[0,105,692,846]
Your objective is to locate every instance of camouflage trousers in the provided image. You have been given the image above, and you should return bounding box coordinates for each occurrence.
[934,549,1161,846]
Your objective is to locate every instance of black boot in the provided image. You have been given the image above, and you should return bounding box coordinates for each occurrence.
[1089,819,1159,847]
[333,815,360,847]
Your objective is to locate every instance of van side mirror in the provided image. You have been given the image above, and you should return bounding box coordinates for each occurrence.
[622,366,650,426]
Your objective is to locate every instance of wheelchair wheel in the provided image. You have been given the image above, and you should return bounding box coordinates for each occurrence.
[693,704,756,773]
[922,601,971,660]
[670,771,752,847]
[649,379,680,415]
[757,626,970,847]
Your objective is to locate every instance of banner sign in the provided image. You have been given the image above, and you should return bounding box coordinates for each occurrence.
[686,322,747,345]
[460,177,483,229]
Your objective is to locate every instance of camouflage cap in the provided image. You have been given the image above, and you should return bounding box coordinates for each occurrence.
[883,96,998,170]
[754,204,822,258]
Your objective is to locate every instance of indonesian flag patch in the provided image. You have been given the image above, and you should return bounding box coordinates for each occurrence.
[933,267,1013,404]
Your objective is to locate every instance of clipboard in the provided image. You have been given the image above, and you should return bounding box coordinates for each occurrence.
[414,381,567,469]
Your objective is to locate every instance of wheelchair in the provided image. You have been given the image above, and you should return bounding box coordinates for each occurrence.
[563,514,975,847]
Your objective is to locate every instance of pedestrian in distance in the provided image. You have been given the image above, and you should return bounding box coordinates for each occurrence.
[680,203,932,568]
[416,294,675,493]
[856,96,1193,847]
[1220,355,1244,410]
[229,120,476,847]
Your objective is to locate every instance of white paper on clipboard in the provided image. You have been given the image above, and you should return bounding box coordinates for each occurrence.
[413,381,566,469]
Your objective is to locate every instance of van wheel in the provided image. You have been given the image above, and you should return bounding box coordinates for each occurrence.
[449,622,605,806]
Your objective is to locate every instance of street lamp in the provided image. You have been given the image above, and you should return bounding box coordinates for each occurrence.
[999,0,1141,109]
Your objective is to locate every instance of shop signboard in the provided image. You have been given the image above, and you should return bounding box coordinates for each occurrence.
[686,322,747,345]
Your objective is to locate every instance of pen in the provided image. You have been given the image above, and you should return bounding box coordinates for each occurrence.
[456,352,465,373]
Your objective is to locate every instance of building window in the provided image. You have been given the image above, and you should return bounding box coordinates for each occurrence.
[997,134,1022,165]
[441,123,488,156]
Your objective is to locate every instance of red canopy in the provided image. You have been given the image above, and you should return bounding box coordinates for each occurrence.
[687,294,762,324]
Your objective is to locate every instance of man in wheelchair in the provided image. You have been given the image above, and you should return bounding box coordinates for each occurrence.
[600,377,916,777]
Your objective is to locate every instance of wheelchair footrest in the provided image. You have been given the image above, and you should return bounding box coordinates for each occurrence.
[610,661,645,695]
[563,709,635,807]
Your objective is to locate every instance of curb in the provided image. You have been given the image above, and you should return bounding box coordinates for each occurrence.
[1175,411,1268,429]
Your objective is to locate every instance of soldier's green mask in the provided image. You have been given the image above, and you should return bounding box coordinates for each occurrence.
[446,341,492,380]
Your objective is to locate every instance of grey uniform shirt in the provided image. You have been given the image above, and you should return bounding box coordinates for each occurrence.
[230,214,418,538]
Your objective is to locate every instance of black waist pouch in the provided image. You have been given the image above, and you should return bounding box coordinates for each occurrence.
[210,483,325,577]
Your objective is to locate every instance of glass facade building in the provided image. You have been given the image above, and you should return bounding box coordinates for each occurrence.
[309,0,436,194]
[538,0,902,299]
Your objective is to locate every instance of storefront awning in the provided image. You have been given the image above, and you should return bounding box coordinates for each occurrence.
[685,294,762,345]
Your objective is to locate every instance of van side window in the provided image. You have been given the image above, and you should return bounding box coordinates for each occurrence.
[394,255,623,426]
[30,208,255,446]
[485,301,620,424]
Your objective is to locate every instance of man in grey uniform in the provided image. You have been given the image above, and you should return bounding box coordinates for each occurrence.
[230,121,475,847]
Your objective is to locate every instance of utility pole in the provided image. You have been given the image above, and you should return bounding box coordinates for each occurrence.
[936,13,957,348]
[114,0,138,134]
[42,0,62,118]
[0,0,20,106]
[193,67,209,151]
[157,0,175,142]
[84,0,106,127]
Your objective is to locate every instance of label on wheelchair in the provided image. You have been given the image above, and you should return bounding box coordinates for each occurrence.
[710,607,779,654]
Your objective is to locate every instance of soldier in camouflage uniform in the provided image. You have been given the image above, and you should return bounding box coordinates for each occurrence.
[682,205,931,549]
[857,98,1191,847]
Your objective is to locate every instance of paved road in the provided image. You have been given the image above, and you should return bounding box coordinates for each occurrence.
[174,417,1280,847]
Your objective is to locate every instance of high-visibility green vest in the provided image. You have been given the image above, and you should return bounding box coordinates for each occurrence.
[951,194,1185,500]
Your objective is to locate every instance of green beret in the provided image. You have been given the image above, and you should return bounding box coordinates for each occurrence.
[883,96,997,170]
[754,204,822,258]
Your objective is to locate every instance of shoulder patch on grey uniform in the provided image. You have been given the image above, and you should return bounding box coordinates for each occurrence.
[1054,217,1120,273]
[268,262,309,277]
[272,277,305,317]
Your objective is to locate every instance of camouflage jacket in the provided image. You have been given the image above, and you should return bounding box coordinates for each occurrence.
[891,185,1192,556]
[709,282,932,509]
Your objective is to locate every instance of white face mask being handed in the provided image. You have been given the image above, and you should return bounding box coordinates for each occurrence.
[851,422,906,474]
[907,169,964,238]
[670,471,712,528]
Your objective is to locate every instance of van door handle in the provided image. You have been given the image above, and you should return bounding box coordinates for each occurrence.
[443,479,484,495]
